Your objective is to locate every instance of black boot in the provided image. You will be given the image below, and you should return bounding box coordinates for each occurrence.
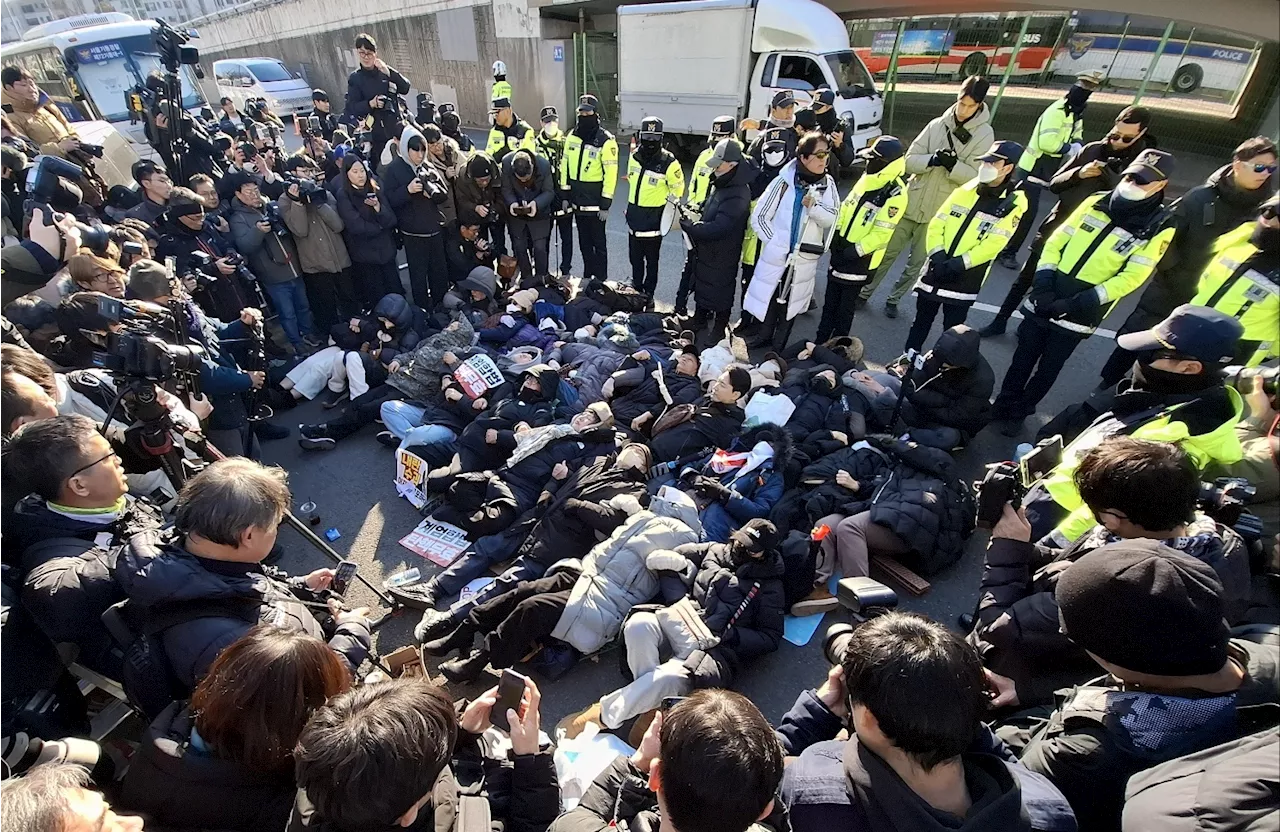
[979,316,1009,338]
[413,606,456,642]
[439,649,490,684]
[422,623,477,657]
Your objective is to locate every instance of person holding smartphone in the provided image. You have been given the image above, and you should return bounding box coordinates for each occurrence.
[334,155,400,308]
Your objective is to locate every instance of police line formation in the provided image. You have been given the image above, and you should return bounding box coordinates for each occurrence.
[0,28,1278,832]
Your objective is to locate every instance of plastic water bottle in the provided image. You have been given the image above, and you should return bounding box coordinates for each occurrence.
[385,567,421,588]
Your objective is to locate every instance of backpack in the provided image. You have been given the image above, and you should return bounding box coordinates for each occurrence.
[779,530,818,609]
[102,596,261,720]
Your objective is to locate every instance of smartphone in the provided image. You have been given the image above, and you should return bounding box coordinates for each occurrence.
[331,560,358,596]
[1019,435,1064,487]
[659,695,687,712]
[491,669,528,733]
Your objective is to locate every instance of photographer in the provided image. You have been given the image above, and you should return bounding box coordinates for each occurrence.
[778,611,1075,831]
[1,205,82,306]
[343,33,410,167]
[218,142,285,203]
[0,763,145,832]
[279,153,350,330]
[227,172,321,355]
[4,414,165,676]
[124,160,173,226]
[291,676,558,832]
[455,152,504,257]
[120,267,274,455]
[551,691,783,832]
[307,89,339,142]
[67,250,127,299]
[446,220,496,283]
[156,187,253,323]
[437,101,473,152]
[501,148,555,283]
[111,458,372,693]
[808,87,855,171]
[0,366,57,437]
[1027,305,1247,547]
[148,100,225,183]
[384,125,451,309]
[973,437,1252,710]
[982,107,1155,337]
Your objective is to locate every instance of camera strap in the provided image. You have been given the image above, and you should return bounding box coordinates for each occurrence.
[722,582,761,636]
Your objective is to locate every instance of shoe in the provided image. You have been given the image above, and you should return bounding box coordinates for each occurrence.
[790,586,839,617]
[303,334,324,349]
[979,317,1008,338]
[883,302,898,319]
[557,702,604,740]
[958,613,975,632]
[389,581,442,612]
[998,417,1026,438]
[422,624,476,657]
[298,425,336,450]
[528,642,578,681]
[414,605,456,642]
[853,295,868,310]
[627,709,660,749]
[438,649,490,685]
[254,421,290,441]
[997,252,1020,270]
[375,430,399,448]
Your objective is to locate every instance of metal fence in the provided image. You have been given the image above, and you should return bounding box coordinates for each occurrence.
[572,31,619,128]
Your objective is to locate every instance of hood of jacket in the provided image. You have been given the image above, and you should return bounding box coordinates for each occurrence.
[373,293,416,330]
[112,530,262,609]
[945,102,991,137]
[738,425,796,473]
[398,124,425,166]
[932,325,981,371]
[457,266,497,302]
[846,740,1033,832]
[517,364,561,403]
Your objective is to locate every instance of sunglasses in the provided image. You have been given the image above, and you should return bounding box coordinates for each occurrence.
[1248,162,1278,174]
[809,150,831,159]
[1106,131,1139,144]
[70,450,119,480]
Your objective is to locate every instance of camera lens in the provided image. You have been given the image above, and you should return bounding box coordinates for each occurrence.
[823,622,854,666]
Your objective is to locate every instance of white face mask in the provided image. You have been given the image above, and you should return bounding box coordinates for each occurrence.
[1115,180,1149,202]
[764,149,786,167]
[978,162,1001,184]
[506,303,522,314]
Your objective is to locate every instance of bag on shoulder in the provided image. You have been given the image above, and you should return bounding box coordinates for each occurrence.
[651,403,696,435]
[656,597,717,659]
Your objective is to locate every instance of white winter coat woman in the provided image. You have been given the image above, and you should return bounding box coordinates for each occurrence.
[744,159,838,321]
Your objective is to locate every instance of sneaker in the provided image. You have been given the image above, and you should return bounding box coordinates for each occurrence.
[375,430,399,448]
[389,581,441,612]
[298,427,336,451]
[556,702,604,740]
[979,317,1008,338]
[254,421,291,441]
[883,302,898,319]
[302,334,324,349]
[299,423,324,439]
[790,586,839,617]
[996,252,1020,270]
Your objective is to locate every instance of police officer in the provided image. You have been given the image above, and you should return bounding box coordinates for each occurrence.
[626,116,684,296]
[815,135,908,343]
[905,140,1028,353]
[485,96,535,165]
[675,115,737,314]
[1189,194,1280,367]
[561,94,618,282]
[1025,305,1246,548]
[342,33,411,168]
[308,89,338,142]
[535,105,574,276]
[997,70,1104,269]
[491,60,512,104]
[437,102,473,152]
[993,149,1178,435]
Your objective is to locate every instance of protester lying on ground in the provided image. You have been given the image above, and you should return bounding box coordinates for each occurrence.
[672,425,791,543]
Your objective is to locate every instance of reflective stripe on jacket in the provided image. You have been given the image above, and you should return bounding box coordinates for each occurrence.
[1192,224,1279,366]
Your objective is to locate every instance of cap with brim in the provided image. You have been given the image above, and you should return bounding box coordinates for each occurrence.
[577,94,599,113]
[705,138,744,169]
[680,344,700,357]
[312,89,328,101]
[491,97,511,111]
[1076,69,1105,88]
[1115,303,1243,364]
[1122,149,1175,184]
[729,518,781,554]
[540,105,558,123]
[771,90,796,109]
[977,140,1024,166]
[710,116,734,136]
[815,88,835,107]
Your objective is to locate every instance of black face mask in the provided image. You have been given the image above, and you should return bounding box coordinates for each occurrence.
[865,157,889,175]
[809,374,837,395]
[518,385,541,403]
[1249,222,1280,254]
[1065,85,1092,112]
[575,114,599,136]
[1132,358,1212,394]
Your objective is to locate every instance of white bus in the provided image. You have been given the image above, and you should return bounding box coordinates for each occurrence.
[1,13,208,157]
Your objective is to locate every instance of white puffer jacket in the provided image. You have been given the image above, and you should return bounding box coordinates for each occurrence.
[551,491,701,654]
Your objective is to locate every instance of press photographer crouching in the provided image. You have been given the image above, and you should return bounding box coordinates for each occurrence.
[4,414,164,677]
[279,152,352,331]
[109,458,372,705]
[777,596,1076,831]
[971,437,1253,710]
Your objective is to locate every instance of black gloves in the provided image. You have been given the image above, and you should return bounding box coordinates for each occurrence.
[1045,299,1072,319]
[600,197,612,212]
[930,149,958,171]
[928,250,948,272]
[694,476,733,503]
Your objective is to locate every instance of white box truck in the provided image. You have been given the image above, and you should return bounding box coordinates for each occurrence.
[616,0,882,155]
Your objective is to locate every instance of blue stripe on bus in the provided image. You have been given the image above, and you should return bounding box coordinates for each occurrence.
[1068,34,1253,64]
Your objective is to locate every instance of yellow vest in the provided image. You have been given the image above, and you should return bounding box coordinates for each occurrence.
[1192,223,1279,366]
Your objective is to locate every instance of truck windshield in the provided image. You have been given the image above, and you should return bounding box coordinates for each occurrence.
[826,51,876,98]
[69,35,204,122]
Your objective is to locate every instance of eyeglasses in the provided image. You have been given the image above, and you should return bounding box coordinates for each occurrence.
[70,450,119,480]
[1094,508,1130,523]
[1248,162,1278,174]
[91,271,123,284]
[1106,131,1139,144]
[809,150,831,159]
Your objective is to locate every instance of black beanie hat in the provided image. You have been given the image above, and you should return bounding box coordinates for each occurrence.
[960,75,991,104]
[467,155,492,179]
[1056,541,1229,677]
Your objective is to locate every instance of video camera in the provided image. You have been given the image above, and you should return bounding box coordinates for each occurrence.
[822,576,900,665]
[90,295,205,383]
[298,114,323,139]
[974,435,1064,528]
[25,155,111,252]
[285,174,324,204]
[154,19,200,74]
[1222,364,1278,400]
[415,92,436,126]
[246,118,280,148]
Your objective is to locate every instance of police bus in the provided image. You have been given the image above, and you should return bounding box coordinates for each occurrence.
[1,13,208,156]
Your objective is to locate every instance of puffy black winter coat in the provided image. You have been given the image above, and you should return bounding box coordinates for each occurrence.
[383,153,449,237]
[119,701,296,832]
[111,531,372,691]
[800,436,975,575]
[780,366,853,441]
[683,162,752,313]
[334,182,398,265]
[500,426,620,511]
[609,357,702,427]
[648,399,746,463]
[434,473,519,538]
[897,325,993,437]
[457,367,566,472]
[519,456,648,567]
[342,64,411,146]
[658,541,785,687]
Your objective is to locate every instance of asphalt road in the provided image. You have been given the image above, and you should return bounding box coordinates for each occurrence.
[260,138,1141,727]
